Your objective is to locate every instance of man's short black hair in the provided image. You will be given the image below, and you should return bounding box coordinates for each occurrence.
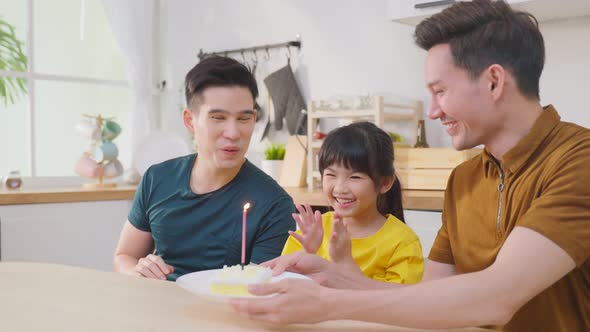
[414,0,544,100]
[185,56,258,108]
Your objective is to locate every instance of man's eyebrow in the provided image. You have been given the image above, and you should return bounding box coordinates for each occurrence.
[208,109,255,115]
[427,79,442,88]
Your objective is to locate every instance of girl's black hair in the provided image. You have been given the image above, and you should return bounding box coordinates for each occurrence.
[318,122,405,222]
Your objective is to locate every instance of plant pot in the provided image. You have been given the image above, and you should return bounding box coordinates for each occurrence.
[260,160,283,182]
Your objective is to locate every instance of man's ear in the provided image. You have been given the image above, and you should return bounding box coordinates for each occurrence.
[380,175,395,194]
[486,64,506,102]
[182,108,196,134]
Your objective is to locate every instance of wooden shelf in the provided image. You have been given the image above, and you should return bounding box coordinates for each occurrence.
[306,95,423,190]
[310,109,377,118]
[311,140,323,149]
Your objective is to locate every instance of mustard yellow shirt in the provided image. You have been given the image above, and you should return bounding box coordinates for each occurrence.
[430,106,590,331]
[282,212,424,284]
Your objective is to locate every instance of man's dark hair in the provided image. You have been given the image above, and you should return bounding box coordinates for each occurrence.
[185,56,258,108]
[414,0,544,100]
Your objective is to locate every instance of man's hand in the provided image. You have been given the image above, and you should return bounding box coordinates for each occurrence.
[261,251,332,285]
[288,204,324,254]
[261,251,373,289]
[134,254,174,280]
[328,214,354,264]
[231,278,334,324]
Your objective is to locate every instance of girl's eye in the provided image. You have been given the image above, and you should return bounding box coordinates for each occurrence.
[350,175,362,179]
[324,173,335,177]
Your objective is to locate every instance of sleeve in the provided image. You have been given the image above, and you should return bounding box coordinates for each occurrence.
[281,231,304,255]
[427,169,456,265]
[375,235,424,284]
[517,143,590,266]
[250,195,297,264]
[127,168,152,232]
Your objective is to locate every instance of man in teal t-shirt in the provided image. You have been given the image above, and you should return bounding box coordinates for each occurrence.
[113,56,296,281]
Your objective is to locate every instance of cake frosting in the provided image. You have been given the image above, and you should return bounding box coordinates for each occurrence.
[209,264,272,296]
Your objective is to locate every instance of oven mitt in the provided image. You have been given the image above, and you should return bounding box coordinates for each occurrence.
[264,64,307,135]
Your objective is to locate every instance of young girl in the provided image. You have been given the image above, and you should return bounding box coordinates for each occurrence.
[282,122,424,284]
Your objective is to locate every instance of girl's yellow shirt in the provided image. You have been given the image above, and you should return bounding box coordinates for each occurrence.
[282,212,424,284]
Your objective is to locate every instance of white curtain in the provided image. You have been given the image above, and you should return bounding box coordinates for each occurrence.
[101,0,158,170]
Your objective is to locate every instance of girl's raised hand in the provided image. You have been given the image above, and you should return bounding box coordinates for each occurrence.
[289,204,324,254]
[329,213,354,264]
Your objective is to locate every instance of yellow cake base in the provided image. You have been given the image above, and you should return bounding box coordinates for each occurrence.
[210,284,251,296]
[209,264,272,296]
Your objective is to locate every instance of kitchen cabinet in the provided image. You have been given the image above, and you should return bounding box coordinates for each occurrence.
[0,200,130,271]
[387,0,590,25]
[306,95,423,189]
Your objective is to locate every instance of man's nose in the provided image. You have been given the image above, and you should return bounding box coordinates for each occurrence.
[223,120,240,140]
[427,97,442,120]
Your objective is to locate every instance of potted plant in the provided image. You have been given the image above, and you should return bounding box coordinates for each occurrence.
[0,18,28,107]
[261,143,285,182]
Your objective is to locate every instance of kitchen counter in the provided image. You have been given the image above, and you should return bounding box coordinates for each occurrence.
[0,185,137,205]
[0,185,444,211]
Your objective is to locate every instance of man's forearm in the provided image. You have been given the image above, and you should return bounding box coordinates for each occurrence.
[325,260,401,290]
[113,255,139,276]
[324,269,513,329]
[325,227,579,329]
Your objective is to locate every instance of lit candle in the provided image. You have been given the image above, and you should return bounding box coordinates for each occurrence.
[241,202,250,270]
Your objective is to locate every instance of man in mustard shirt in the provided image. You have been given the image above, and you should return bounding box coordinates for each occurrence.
[232,1,589,331]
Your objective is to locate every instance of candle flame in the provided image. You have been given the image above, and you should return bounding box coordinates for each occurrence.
[243,202,250,210]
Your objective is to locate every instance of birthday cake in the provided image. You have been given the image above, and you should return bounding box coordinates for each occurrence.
[210,264,272,296]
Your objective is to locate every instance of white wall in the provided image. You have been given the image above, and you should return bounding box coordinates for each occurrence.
[539,17,590,128]
[158,0,430,166]
[158,1,590,166]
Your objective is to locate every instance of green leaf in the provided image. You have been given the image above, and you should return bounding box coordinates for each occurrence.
[0,17,28,108]
[264,143,286,160]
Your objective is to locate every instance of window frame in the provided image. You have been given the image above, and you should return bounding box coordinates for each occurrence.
[0,0,128,177]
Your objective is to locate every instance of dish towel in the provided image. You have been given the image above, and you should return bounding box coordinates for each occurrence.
[264,64,307,135]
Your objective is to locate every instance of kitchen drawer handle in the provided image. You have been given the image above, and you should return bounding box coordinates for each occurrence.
[414,0,456,9]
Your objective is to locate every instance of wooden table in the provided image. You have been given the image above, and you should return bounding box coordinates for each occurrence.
[0,262,483,332]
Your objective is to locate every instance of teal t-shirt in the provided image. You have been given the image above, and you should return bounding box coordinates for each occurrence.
[128,154,296,281]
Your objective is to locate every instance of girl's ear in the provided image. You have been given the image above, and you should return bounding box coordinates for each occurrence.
[379,175,395,194]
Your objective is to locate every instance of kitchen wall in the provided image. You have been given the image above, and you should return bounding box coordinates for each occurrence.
[539,17,590,127]
[158,1,590,165]
[157,0,433,166]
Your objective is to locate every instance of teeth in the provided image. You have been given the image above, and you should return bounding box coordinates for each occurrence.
[336,198,354,205]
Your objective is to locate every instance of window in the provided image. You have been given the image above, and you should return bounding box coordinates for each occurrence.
[0,0,129,177]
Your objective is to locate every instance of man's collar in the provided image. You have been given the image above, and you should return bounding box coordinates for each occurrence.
[481,105,560,176]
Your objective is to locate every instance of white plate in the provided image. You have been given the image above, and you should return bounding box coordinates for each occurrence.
[176,268,310,301]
